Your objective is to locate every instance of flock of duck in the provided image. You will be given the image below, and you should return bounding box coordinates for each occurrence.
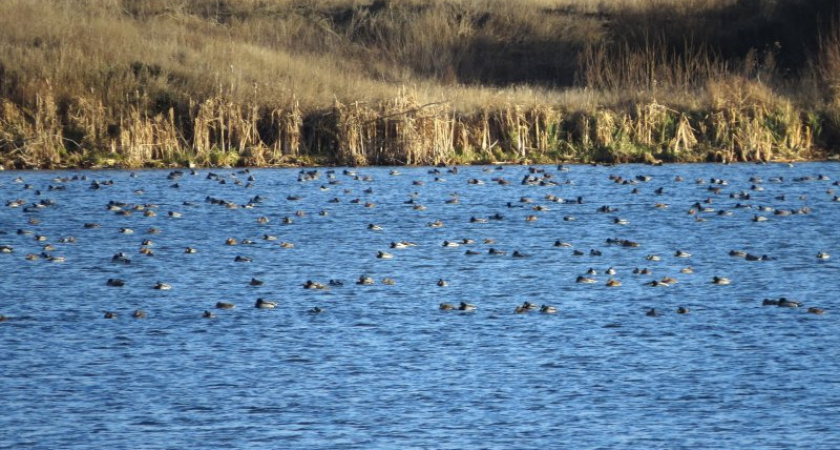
[0,161,836,323]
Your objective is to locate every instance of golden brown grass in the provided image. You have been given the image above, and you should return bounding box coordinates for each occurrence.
[0,0,837,167]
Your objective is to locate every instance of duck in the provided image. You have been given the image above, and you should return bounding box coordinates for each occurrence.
[215,302,235,309]
[576,276,597,284]
[303,280,327,290]
[712,276,731,285]
[646,280,669,287]
[762,298,780,306]
[104,312,117,319]
[132,309,147,319]
[439,303,455,310]
[185,246,197,254]
[202,310,217,318]
[777,298,801,308]
[674,250,691,258]
[106,278,125,287]
[817,252,830,260]
[234,256,253,262]
[437,279,448,287]
[807,307,825,315]
[488,248,507,256]
[357,276,375,285]
[458,302,477,311]
[540,305,557,314]
[250,277,264,286]
[605,279,622,287]
[154,282,172,290]
[382,278,396,285]
[676,307,690,314]
[308,307,324,314]
[255,298,277,309]
[646,308,659,317]
[377,251,393,259]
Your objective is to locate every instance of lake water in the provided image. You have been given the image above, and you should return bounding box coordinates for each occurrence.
[1,162,839,449]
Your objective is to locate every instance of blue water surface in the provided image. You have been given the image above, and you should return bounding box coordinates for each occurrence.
[1,162,839,449]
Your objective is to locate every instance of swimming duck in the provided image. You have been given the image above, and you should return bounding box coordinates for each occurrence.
[111,252,131,264]
[303,280,327,290]
[255,298,277,309]
[540,305,557,314]
[512,251,528,258]
[225,238,237,245]
[234,256,253,262]
[437,279,448,287]
[645,254,661,261]
[106,278,125,287]
[676,307,690,314]
[382,278,396,285]
[554,241,572,248]
[357,276,375,285]
[439,303,455,310]
[377,251,393,259]
[185,247,197,254]
[488,248,507,256]
[104,312,117,319]
[807,307,824,315]
[132,309,147,319]
[762,298,779,306]
[576,276,597,284]
[674,250,691,258]
[442,240,460,247]
[250,278,264,286]
[646,280,669,287]
[817,252,830,260]
[646,308,659,317]
[201,310,217,318]
[712,276,731,285]
[633,267,651,275]
[606,279,622,287]
[660,276,678,285]
[777,298,800,308]
[458,302,477,311]
[215,302,235,309]
[154,282,172,290]
[308,307,324,314]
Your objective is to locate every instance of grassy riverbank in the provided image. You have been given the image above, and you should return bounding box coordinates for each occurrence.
[1,0,839,168]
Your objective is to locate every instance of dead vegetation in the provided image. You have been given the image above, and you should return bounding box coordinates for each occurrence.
[0,0,837,168]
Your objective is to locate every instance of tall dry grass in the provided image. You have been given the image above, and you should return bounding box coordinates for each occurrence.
[0,0,837,168]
